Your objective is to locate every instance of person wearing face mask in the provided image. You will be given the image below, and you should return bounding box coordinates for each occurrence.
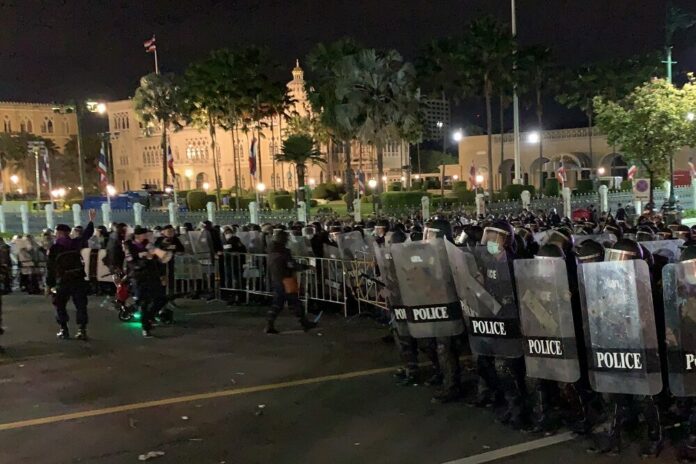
[45,209,97,340]
[154,225,185,321]
[221,227,247,305]
[374,219,390,246]
[124,226,168,338]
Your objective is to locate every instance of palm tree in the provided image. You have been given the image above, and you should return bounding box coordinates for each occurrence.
[274,134,324,205]
[266,85,297,190]
[306,39,362,210]
[133,72,183,188]
[336,48,420,203]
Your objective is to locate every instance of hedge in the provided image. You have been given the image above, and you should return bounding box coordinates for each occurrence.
[503,184,536,200]
[312,182,343,200]
[620,180,633,191]
[268,190,291,205]
[205,194,217,205]
[576,179,594,194]
[389,182,403,192]
[381,191,431,212]
[186,191,207,210]
[271,194,294,210]
[409,180,426,191]
[544,178,560,197]
[425,178,440,189]
[452,181,468,197]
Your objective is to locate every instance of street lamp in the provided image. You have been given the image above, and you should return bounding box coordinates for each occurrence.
[202,182,210,192]
[308,178,316,187]
[527,130,543,189]
[597,167,606,176]
[10,175,18,185]
[453,175,459,181]
[256,182,266,208]
[475,174,484,195]
[452,129,463,143]
[368,178,378,213]
[185,169,193,190]
[527,131,540,144]
[335,177,342,184]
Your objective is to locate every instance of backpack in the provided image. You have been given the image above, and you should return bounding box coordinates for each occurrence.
[55,249,84,282]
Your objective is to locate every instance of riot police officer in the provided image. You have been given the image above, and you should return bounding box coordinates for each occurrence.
[46,209,97,340]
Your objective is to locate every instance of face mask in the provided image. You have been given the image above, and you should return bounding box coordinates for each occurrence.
[224,234,233,240]
[486,241,500,255]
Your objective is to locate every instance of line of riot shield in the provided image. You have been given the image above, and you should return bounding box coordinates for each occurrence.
[579,259,662,395]
[574,233,617,248]
[663,260,696,396]
[514,257,580,383]
[336,231,372,261]
[390,239,463,338]
[445,242,523,358]
[641,239,684,264]
[287,235,312,257]
[236,231,265,254]
[374,243,409,336]
[188,230,213,264]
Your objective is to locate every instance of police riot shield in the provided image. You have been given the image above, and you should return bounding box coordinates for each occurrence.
[514,258,580,382]
[188,230,213,262]
[235,231,264,253]
[81,248,111,283]
[579,260,662,395]
[336,231,371,261]
[390,239,463,338]
[177,232,194,255]
[641,239,684,264]
[445,242,523,358]
[287,235,312,257]
[663,260,696,396]
[574,233,617,248]
[374,243,409,336]
[323,244,341,260]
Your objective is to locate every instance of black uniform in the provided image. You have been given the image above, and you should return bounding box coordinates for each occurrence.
[46,222,94,330]
[124,240,167,332]
[265,240,313,332]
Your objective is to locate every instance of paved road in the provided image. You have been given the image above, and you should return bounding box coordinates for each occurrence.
[0,294,682,463]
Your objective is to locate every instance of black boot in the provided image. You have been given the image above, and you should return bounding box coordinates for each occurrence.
[75,326,88,341]
[265,320,279,334]
[56,325,69,340]
[431,386,461,404]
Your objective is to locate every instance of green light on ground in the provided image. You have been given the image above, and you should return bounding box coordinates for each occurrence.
[133,311,141,321]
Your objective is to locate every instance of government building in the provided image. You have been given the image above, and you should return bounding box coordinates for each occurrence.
[107,62,410,195]
[0,102,78,193]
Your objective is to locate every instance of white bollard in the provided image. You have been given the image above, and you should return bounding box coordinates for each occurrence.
[521,190,531,210]
[168,202,178,227]
[72,203,82,227]
[0,205,5,233]
[297,201,308,223]
[206,201,216,224]
[634,200,642,215]
[599,185,609,213]
[692,178,696,211]
[421,196,430,221]
[353,198,361,223]
[45,203,55,230]
[133,202,143,226]
[101,202,111,227]
[20,203,29,235]
[475,194,485,218]
[249,201,259,225]
[562,187,572,219]
[664,180,671,202]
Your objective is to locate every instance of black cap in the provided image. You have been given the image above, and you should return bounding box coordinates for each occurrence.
[56,224,70,233]
[134,226,150,235]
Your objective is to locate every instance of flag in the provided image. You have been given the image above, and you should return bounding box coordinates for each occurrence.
[41,147,50,184]
[167,144,175,180]
[556,161,566,185]
[689,158,696,179]
[355,170,365,192]
[627,165,637,180]
[468,161,476,190]
[97,141,109,188]
[144,35,156,53]
[249,136,257,177]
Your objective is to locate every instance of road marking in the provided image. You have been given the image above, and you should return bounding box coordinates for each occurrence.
[441,431,576,464]
[186,309,240,316]
[0,365,397,432]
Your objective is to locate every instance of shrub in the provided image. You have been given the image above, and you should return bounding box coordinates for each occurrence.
[425,178,440,189]
[309,199,318,207]
[409,180,426,191]
[268,190,291,206]
[186,190,207,210]
[620,180,633,191]
[381,191,430,212]
[205,194,217,206]
[575,179,594,194]
[312,182,341,200]
[389,182,403,192]
[503,184,536,200]
[544,178,560,197]
[271,194,294,210]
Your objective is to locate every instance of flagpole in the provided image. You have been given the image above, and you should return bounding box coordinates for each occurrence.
[46,148,53,209]
[154,46,159,74]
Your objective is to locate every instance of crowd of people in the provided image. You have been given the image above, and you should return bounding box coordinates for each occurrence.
[0,203,695,458]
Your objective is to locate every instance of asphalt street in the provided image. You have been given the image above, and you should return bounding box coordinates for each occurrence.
[0,293,684,463]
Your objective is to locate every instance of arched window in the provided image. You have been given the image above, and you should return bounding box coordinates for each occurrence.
[63,120,69,134]
[26,119,33,133]
[46,120,52,134]
[2,117,10,133]
[196,172,208,190]
[20,120,27,133]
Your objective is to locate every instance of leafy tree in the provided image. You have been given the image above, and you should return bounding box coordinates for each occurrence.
[274,134,324,204]
[57,135,101,193]
[133,72,183,187]
[595,78,691,206]
[410,149,458,174]
[306,38,363,210]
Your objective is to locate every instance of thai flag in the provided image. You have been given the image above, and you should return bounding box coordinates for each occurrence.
[468,161,476,190]
[249,136,257,177]
[627,165,637,180]
[355,170,365,192]
[556,162,566,185]
[144,35,156,53]
[689,158,696,179]
[97,141,109,188]
[167,145,175,180]
[41,147,50,184]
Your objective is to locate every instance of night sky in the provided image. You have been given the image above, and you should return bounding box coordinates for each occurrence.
[1,0,695,130]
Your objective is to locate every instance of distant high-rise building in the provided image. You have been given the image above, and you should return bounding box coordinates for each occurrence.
[421,96,450,141]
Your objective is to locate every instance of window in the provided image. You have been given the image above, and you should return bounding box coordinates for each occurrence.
[26,119,33,133]
[2,117,10,133]
[195,172,208,190]
[46,119,53,134]
[63,120,69,134]
[20,120,27,133]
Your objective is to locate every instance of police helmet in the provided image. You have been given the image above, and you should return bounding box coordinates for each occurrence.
[576,239,605,263]
[605,238,643,262]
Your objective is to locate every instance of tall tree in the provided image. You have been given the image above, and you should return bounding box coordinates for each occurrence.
[306,38,362,210]
[133,72,183,188]
[274,134,325,204]
[595,78,690,206]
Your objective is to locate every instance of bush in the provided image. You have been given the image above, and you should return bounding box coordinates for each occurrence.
[271,194,294,210]
[409,180,426,191]
[205,194,217,205]
[544,178,560,197]
[425,178,441,189]
[309,199,318,207]
[268,190,291,206]
[186,190,207,210]
[620,180,633,191]
[389,182,403,192]
[503,184,536,200]
[312,182,342,200]
[381,191,430,212]
[575,179,594,194]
